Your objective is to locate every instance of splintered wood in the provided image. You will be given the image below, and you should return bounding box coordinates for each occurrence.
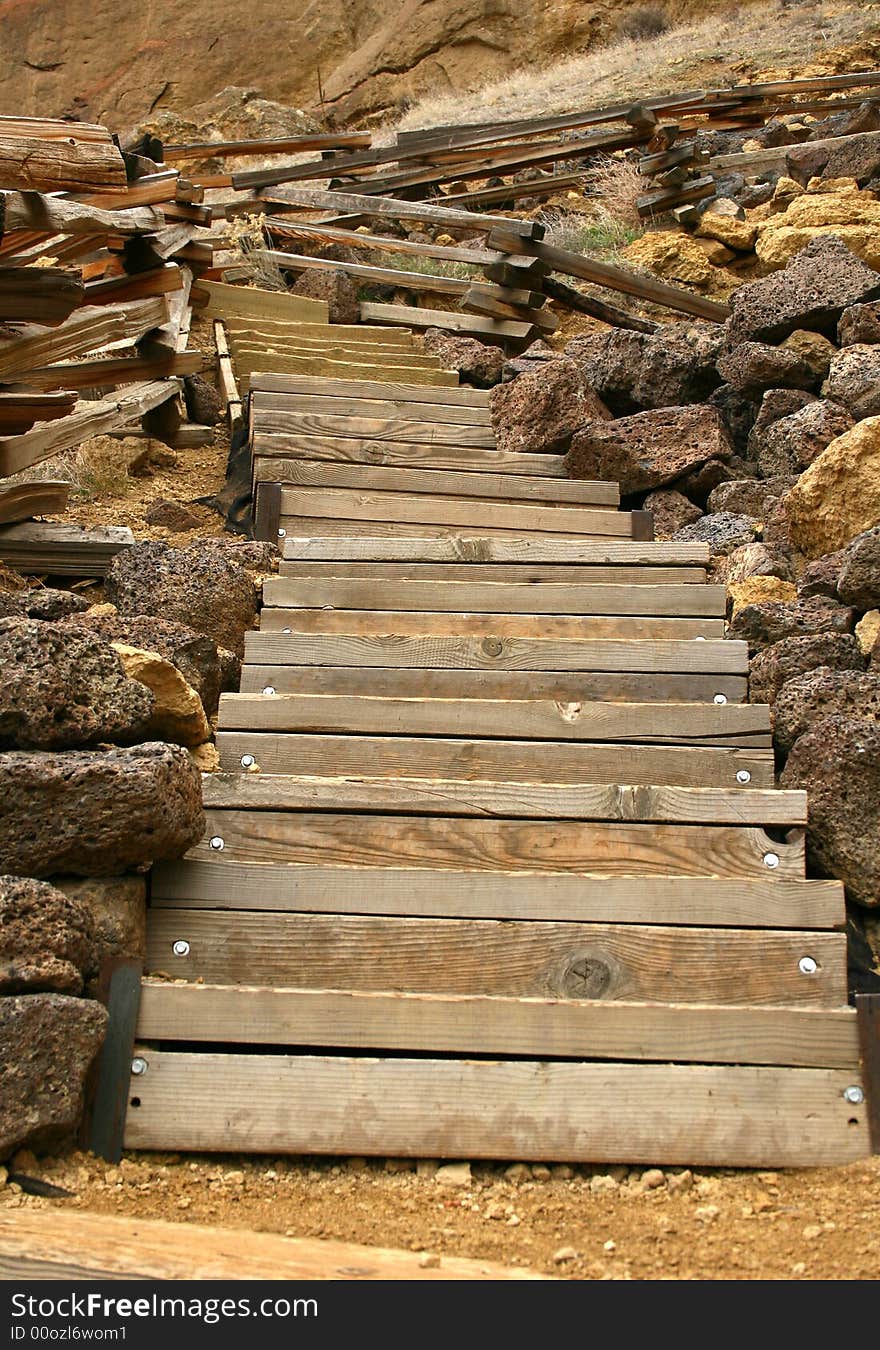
[133,368,871,1168]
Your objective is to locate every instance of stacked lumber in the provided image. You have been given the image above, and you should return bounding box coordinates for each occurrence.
[0,116,216,569]
[136,507,870,1164]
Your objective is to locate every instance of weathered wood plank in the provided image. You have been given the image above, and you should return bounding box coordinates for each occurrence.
[263,577,723,615]
[249,373,487,406]
[122,1053,870,1166]
[146,911,842,1006]
[238,664,746,703]
[251,390,491,425]
[217,693,767,744]
[193,278,327,322]
[259,608,725,640]
[258,412,495,448]
[228,321,418,349]
[0,1211,541,1282]
[240,359,459,389]
[0,297,169,381]
[360,301,534,342]
[281,536,710,564]
[253,444,574,480]
[214,732,775,787]
[244,632,749,673]
[0,132,125,194]
[137,984,860,1069]
[151,858,844,928]
[256,463,620,509]
[275,562,708,583]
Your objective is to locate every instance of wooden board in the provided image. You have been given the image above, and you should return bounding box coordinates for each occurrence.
[152,857,843,928]
[0,522,134,576]
[214,732,773,787]
[0,297,169,381]
[122,1053,870,1166]
[0,131,125,194]
[137,983,859,1069]
[228,321,418,347]
[146,911,842,1006]
[218,693,767,745]
[0,1211,542,1282]
[239,359,459,389]
[255,463,622,511]
[360,301,534,343]
[244,631,748,673]
[281,536,710,564]
[194,278,328,322]
[258,608,724,640]
[262,577,722,614]
[235,342,443,370]
[275,488,631,536]
[276,561,708,583]
[249,374,487,406]
[255,411,496,449]
[252,444,576,481]
[0,479,70,526]
[238,664,746,703]
[251,390,491,426]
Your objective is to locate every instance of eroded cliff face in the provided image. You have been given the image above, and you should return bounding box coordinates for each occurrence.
[0,0,717,129]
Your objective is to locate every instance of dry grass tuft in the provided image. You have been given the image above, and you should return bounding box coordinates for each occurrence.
[586,156,645,227]
[617,6,669,42]
[542,206,642,263]
[228,214,288,291]
[7,439,138,503]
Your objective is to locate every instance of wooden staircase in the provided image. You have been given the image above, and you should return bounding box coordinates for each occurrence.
[129,373,871,1167]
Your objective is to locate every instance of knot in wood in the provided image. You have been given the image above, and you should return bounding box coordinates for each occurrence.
[561,957,612,1000]
[482,636,503,658]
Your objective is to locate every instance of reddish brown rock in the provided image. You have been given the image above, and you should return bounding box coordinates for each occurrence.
[490,360,611,456]
[708,476,799,517]
[838,300,880,345]
[774,668,880,752]
[673,512,756,557]
[821,345,880,419]
[641,490,702,540]
[756,400,854,476]
[291,267,359,324]
[837,526,880,611]
[781,715,880,907]
[422,330,505,387]
[63,612,222,717]
[716,342,815,395]
[748,633,865,705]
[55,876,146,994]
[0,994,108,1158]
[564,323,722,414]
[0,876,93,996]
[728,596,855,651]
[797,550,847,599]
[565,405,732,494]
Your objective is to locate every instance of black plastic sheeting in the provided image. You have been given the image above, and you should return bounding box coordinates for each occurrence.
[196,394,254,536]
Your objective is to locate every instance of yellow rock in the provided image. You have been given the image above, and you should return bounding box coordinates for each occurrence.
[772,176,804,202]
[785,416,880,557]
[434,233,456,247]
[728,576,797,617]
[755,190,880,269]
[112,642,210,747]
[696,211,757,252]
[781,329,837,380]
[622,232,737,297]
[856,609,880,656]
[692,237,737,266]
[189,741,221,773]
[806,176,860,195]
[85,603,118,618]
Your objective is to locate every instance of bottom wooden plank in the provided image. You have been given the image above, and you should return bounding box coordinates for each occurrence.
[0,1211,544,1281]
[124,1052,871,1166]
[136,983,861,1068]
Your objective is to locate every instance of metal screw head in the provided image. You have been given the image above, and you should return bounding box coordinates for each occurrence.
[262,685,276,696]
[131,1057,148,1076]
[798,955,818,975]
[277,528,286,538]
[695,635,707,641]
[282,627,292,635]
[763,851,780,869]
[713,694,728,705]
[172,939,190,957]
[736,770,751,785]
[240,754,256,769]
[844,1085,865,1105]
[209,835,225,851]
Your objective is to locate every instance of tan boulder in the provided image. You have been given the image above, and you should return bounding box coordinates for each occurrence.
[780,330,837,381]
[696,211,757,253]
[785,416,880,557]
[755,190,880,270]
[856,609,880,656]
[728,576,797,617]
[622,232,737,297]
[806,176,861,195]
[693,237,737,267]
[111,643,210,747]
[189,741,221,773]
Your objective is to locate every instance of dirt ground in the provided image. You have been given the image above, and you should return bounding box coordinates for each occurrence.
[3,1149,879,1281]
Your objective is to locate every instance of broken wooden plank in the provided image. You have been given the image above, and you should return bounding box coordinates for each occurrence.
[0,522,134,576]
[280,535,710,564]
[0,480,70,526]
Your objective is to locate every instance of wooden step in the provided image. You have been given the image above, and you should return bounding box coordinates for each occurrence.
[263,577,719,613]
[255,444,574,480]
[238,664,747,703]
[252,410,496,448]
[258,608,724,640]
[249,372,490,406]
[145,911,843,1007]
[137,983,859,1069]
[276,561,710,584]
[281,537,708,564]
[123,1052,869,1167]
[152,858,843,927]
[255,462,619,508]
[244,632,748,673]
[251,389,491,424]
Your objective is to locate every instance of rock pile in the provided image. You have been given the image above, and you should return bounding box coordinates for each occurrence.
[492,232,880,980]
[0,536,277,1159]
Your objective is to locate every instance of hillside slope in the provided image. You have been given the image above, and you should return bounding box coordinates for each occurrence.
[0,0,798,130]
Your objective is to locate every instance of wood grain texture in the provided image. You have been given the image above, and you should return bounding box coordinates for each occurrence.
[195,278,327,322]
[281,536,710,564]
[249,373,489,406]
[259,607,724,640]
[279,517,624,542]
[227,320,418,350]
[258,410,495,448]
[0,297,168,381]
[217,692,768,744]
[276,488,629,536]
[0,1211,542,1282]
[239,358,458,389]
[251,391,491,426]
[151,858,844,928]
[256,462,620,509]
[194,807,793,872]
[254,444,576,481]
[275,562,709,584]
[244,631,749,673]
[263,578,720,614]
[238,664,746,703]
[145,911,843,1006]
[122,1053,870,1165]
[136,983,859,1068]
[200,773,796,822]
